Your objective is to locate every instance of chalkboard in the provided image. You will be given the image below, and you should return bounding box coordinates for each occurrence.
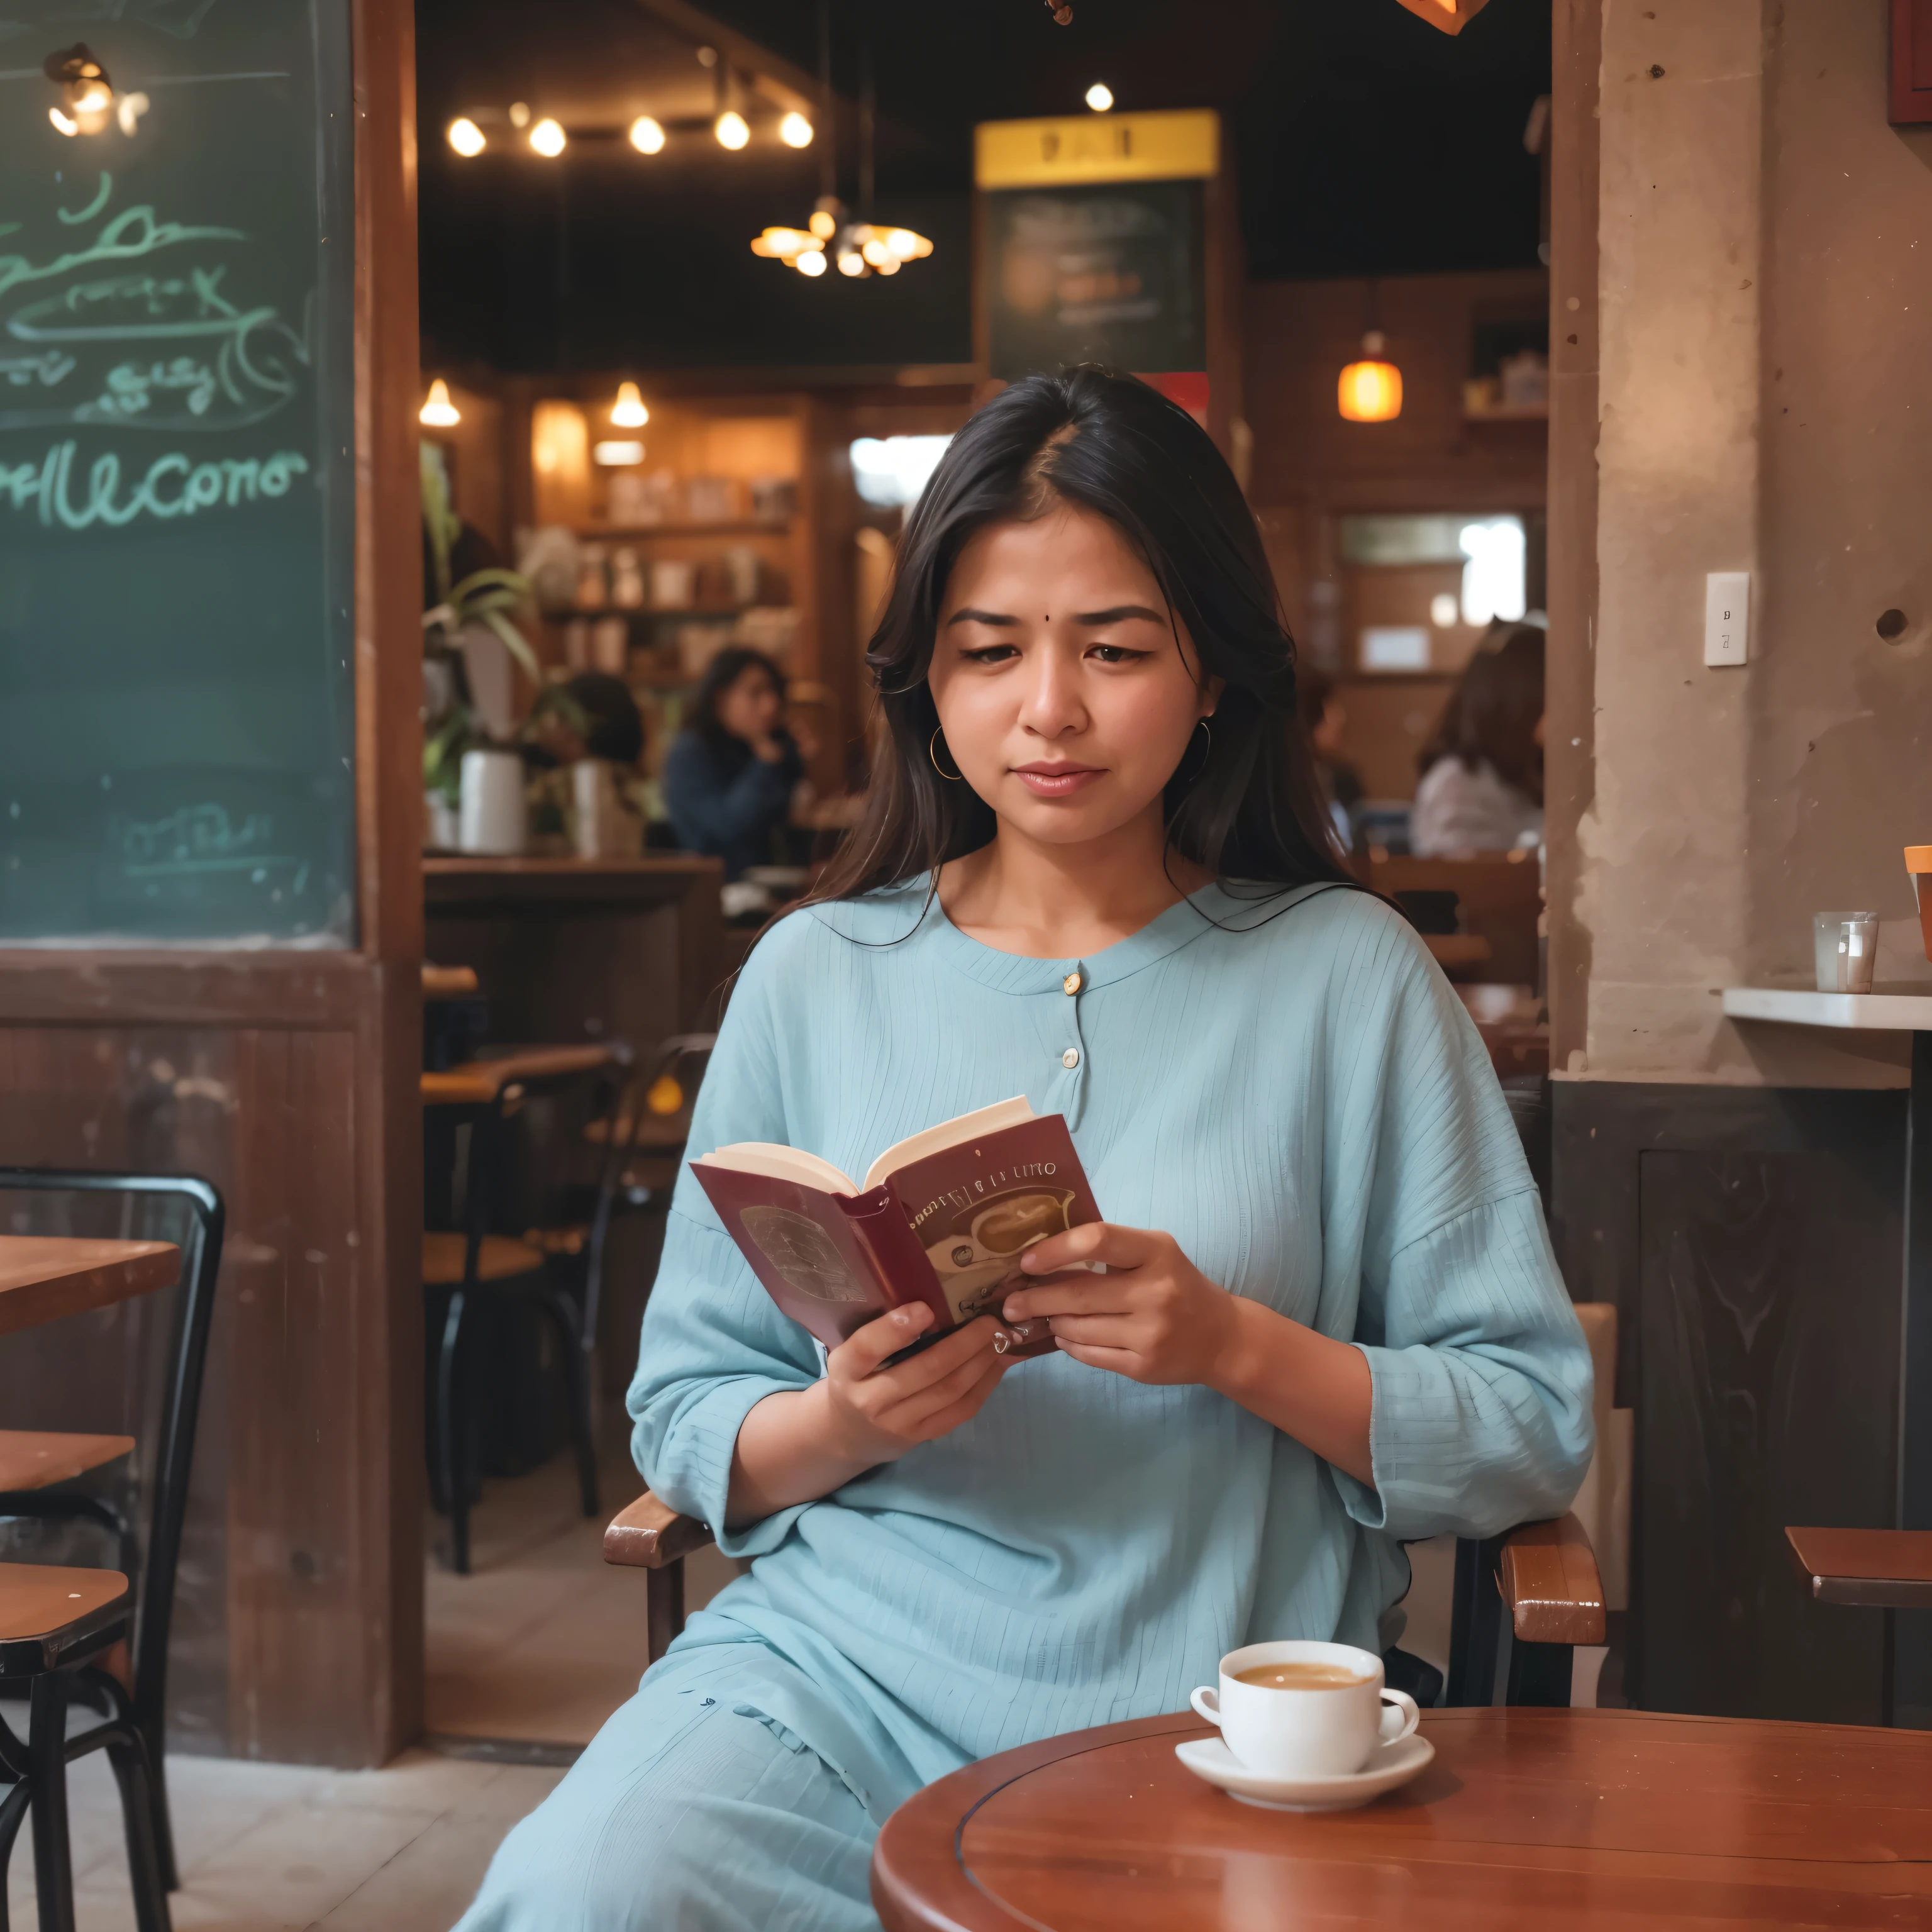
[0,0,357,945]
[983,180,1204,383]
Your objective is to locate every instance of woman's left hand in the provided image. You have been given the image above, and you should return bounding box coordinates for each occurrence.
[1000,1223,1240,1386]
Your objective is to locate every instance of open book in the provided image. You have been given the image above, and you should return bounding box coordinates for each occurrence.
[692,1097,1099,1360]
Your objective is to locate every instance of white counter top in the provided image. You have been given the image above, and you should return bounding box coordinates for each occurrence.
[1722,987,1932,1031]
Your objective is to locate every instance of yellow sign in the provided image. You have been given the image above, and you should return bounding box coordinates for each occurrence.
[974,109,1219,190]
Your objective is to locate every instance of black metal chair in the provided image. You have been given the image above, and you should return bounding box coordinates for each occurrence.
[423,1047,631,1575]
[0,1170,225,1924]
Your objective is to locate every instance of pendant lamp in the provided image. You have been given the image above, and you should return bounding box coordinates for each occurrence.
[1392,0,1494,33]
[1338,332,1402,423]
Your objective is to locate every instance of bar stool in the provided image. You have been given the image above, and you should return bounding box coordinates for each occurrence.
[422,1047,630,1574]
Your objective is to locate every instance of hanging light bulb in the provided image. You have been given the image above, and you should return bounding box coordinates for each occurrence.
[809,203,838,242]
[419,380,461,428]
[796,250,828,277]
[779,111,814,148]
[447,117,486,157]
[1084,82,1114,113]
[610,381,648,429]
[714,109,750,150]
[628,115,665,154]
[43,45,113,137]
[528,117,566,157]
[1338,331,1402,423]
[836,248,866,277]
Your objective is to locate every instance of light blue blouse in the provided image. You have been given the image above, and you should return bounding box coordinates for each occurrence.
[629,879,1592,1821]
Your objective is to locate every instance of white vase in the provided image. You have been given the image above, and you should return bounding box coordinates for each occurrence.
[423,791,461,851]
[458,749,526,855]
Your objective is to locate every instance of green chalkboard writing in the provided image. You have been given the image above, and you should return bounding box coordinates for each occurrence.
[0,0,355,943]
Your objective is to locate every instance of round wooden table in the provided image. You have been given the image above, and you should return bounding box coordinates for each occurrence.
[870,1706,1932,1929]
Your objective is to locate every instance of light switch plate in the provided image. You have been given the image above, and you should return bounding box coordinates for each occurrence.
[1704,571,1750,667]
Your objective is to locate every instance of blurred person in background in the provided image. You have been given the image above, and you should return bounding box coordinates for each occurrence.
[1409,625,1545,858]
[1297,665,1364,853]
[665,647,813,880]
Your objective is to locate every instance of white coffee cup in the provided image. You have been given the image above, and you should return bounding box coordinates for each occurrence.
[1190,1640,1419,1779]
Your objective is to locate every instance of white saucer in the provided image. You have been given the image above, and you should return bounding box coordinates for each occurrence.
[1174,1731,1435,1812]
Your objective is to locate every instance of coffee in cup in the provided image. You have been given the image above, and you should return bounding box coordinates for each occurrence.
[1191,1640,1419,1779]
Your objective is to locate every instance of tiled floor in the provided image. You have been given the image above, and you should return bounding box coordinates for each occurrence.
[3,1426,745,1929]
[425,1417,741,1749]
[1,1741,562,1930]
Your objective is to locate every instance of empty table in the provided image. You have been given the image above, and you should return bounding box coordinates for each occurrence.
[0,1236,180,1340]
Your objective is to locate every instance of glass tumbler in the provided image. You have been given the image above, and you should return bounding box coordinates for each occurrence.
[1813,911,1879,993]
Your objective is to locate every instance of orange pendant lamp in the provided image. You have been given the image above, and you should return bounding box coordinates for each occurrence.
[1393,0,1494,33]
[1338,331,1402,423]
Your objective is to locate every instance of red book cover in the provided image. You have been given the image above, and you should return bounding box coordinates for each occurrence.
[692,1104,1098,1361]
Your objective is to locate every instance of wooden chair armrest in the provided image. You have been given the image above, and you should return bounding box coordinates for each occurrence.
[604,1491,716,1570]
[1497,1511,1607,1646]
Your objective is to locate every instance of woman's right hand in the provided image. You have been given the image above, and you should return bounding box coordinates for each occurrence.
[821,1304,1011,1464]
[726,1305,1010,1525]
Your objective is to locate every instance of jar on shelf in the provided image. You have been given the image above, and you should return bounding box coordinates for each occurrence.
[574,543,609,611]
[610,547,646,608]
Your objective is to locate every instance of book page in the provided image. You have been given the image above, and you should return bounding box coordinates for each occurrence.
[701,1143,858,1196]
[862,1096,1036,1192]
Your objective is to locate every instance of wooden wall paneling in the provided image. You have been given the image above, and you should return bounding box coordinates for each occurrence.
[350,0,425,1762]
[1552,1082,1906,1725]
[1637,1145,1898,1723]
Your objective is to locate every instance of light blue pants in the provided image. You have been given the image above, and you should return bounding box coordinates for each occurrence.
[456,1647,880,1932]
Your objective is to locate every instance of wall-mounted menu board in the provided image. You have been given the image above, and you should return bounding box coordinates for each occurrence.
[975,110,1217,385]
[0,0,356,944]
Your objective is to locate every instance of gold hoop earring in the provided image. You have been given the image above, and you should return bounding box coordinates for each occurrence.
[929,727,963,781]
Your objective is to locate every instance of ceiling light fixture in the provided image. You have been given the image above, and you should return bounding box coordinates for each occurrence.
[610,381,649,429]
[714,108,749,149]
[43,44,113,137]
[752,25,930,286]
[419,379,461,428]
[779,110,814,148]
[508,101,530,128]
[1084,82,1113,113]
[447,116,485,157]
[528,116,566,157]
[1338,331,1402,423]
[629,114,665,154]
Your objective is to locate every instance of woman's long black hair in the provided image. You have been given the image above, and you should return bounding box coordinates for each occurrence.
[809,366,1356,904]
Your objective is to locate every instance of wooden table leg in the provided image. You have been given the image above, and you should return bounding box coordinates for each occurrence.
[1897,1030,1932,1728]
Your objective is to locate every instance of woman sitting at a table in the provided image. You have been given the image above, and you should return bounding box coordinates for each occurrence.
[664,646,809,880]
[460,369,1592,1931]
[1409,625,1545,857]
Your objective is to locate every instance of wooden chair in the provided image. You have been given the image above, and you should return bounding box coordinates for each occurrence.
[422,1046,631,1574]
[1370,849,1543,985]
[601,1492,1606,1707]
[0,1567,170,1932]
[0,1171,225,1914]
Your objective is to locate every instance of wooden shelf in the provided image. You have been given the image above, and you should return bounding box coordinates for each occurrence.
[541,604,757,622]
[573,520,793,539]
[1722,986,1932,1030]
[1462,402,1549,423]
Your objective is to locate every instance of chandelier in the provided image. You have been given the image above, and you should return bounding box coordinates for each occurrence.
[753,195,931,280]
[750,8,930,284]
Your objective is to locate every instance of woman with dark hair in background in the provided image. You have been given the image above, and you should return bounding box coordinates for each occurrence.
[663,646,809,879]
[1409,625,1545,858]
[460,369,1590,1931]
